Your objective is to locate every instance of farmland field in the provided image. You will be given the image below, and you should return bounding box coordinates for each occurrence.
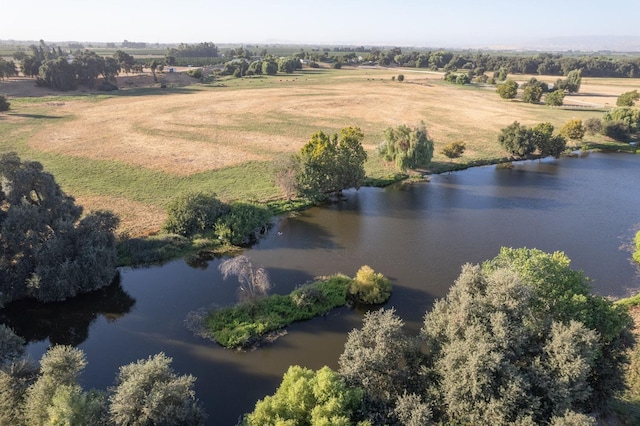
[0,67,636,235]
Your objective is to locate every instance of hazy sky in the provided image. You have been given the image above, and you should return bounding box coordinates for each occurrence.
[2,0,639,47]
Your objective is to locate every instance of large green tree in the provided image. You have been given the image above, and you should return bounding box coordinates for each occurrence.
[617,90,639,107]
[294,127,368,200]
[243,366,363,425]
[0,153,119,305]
[498,121,534,157]
[378,122,434,171]
[545,89,565,106]
[496,79,518,99]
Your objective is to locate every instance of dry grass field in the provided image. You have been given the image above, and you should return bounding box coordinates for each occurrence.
[1,67,636,235]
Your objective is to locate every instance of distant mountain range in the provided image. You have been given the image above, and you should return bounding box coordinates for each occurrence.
[478,35,640,53]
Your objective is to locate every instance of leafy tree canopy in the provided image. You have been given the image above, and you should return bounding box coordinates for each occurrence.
[294,127,368,200]
[545,89,565,106]
[0,153,119,305]
[496,78,518,99]
[378,122,434,171]
[617,89,639,107]
[243,365,363,426]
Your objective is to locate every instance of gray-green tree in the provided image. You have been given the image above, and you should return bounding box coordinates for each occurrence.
[0,153,119,305]
[109,352,206,426]
[23,345,106,426]
[218,255,271,304]
[498,121,534,157]
[339,308,426,423]
[294,127,368,200]
[378,122,434,171]
[545,89,565,106]
[422,248,632,424]
[617,89,639,107]
[496,79,518,99]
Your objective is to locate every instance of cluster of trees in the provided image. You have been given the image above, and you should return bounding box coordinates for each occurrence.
[167,42,219,58]
[12,42,124,91]
[498,121,569,158]
[360,48,639,78]
[0,153,120,306]
[0,334,206,425]
[243,248,634,425]
[276,127,368,201]
[497,70,581,105]
[580,106,640,141]
[443,72,471,85]
[163,192,271,246]
[0,58,18,80]
[377,122,435,171]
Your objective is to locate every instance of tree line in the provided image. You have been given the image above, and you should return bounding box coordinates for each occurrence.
[361,48,640,78]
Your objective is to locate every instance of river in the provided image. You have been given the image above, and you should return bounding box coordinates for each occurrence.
[7,152,640,425]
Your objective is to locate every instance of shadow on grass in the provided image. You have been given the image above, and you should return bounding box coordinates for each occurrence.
[7,112,64,119]
[111,86,202,97]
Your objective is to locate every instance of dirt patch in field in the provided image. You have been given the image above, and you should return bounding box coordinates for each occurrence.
[24,80,513,175]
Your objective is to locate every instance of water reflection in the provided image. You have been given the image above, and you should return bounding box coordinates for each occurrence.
[0,274,135,346]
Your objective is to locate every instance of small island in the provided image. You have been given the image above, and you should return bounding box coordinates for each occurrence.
[200,258,392,349]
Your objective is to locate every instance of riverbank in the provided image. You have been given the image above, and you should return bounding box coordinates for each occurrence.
[117,141,637,268]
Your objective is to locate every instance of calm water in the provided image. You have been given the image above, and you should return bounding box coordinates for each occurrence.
[6,153,640,425]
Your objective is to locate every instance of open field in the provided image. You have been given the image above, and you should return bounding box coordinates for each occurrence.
[1,67,637,235]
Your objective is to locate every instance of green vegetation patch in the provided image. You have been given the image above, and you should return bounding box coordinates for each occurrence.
[205,274,352,349]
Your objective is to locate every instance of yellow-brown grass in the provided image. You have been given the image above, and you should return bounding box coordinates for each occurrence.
[3,68,637,235]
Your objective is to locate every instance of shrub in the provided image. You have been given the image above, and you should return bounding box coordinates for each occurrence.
[97,81,118,92]
[397,74,404,82]
[583,117,602,135]
[186,68,202,79]
[332,62,343,69]
[441,140,466,161]
[214,202,271,246]
[349,265,392,305]
[163,192,228,236]
[0,95,10,112]
[602,120,630,141]
[560,119,585,141]
[604,107,640,134]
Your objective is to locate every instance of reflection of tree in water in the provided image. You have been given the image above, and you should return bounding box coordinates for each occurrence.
[0,273,135,346]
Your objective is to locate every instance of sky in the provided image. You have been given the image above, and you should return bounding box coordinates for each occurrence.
[2,0,639,48]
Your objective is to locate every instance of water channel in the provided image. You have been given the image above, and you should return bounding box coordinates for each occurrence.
[6,152,640,425]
